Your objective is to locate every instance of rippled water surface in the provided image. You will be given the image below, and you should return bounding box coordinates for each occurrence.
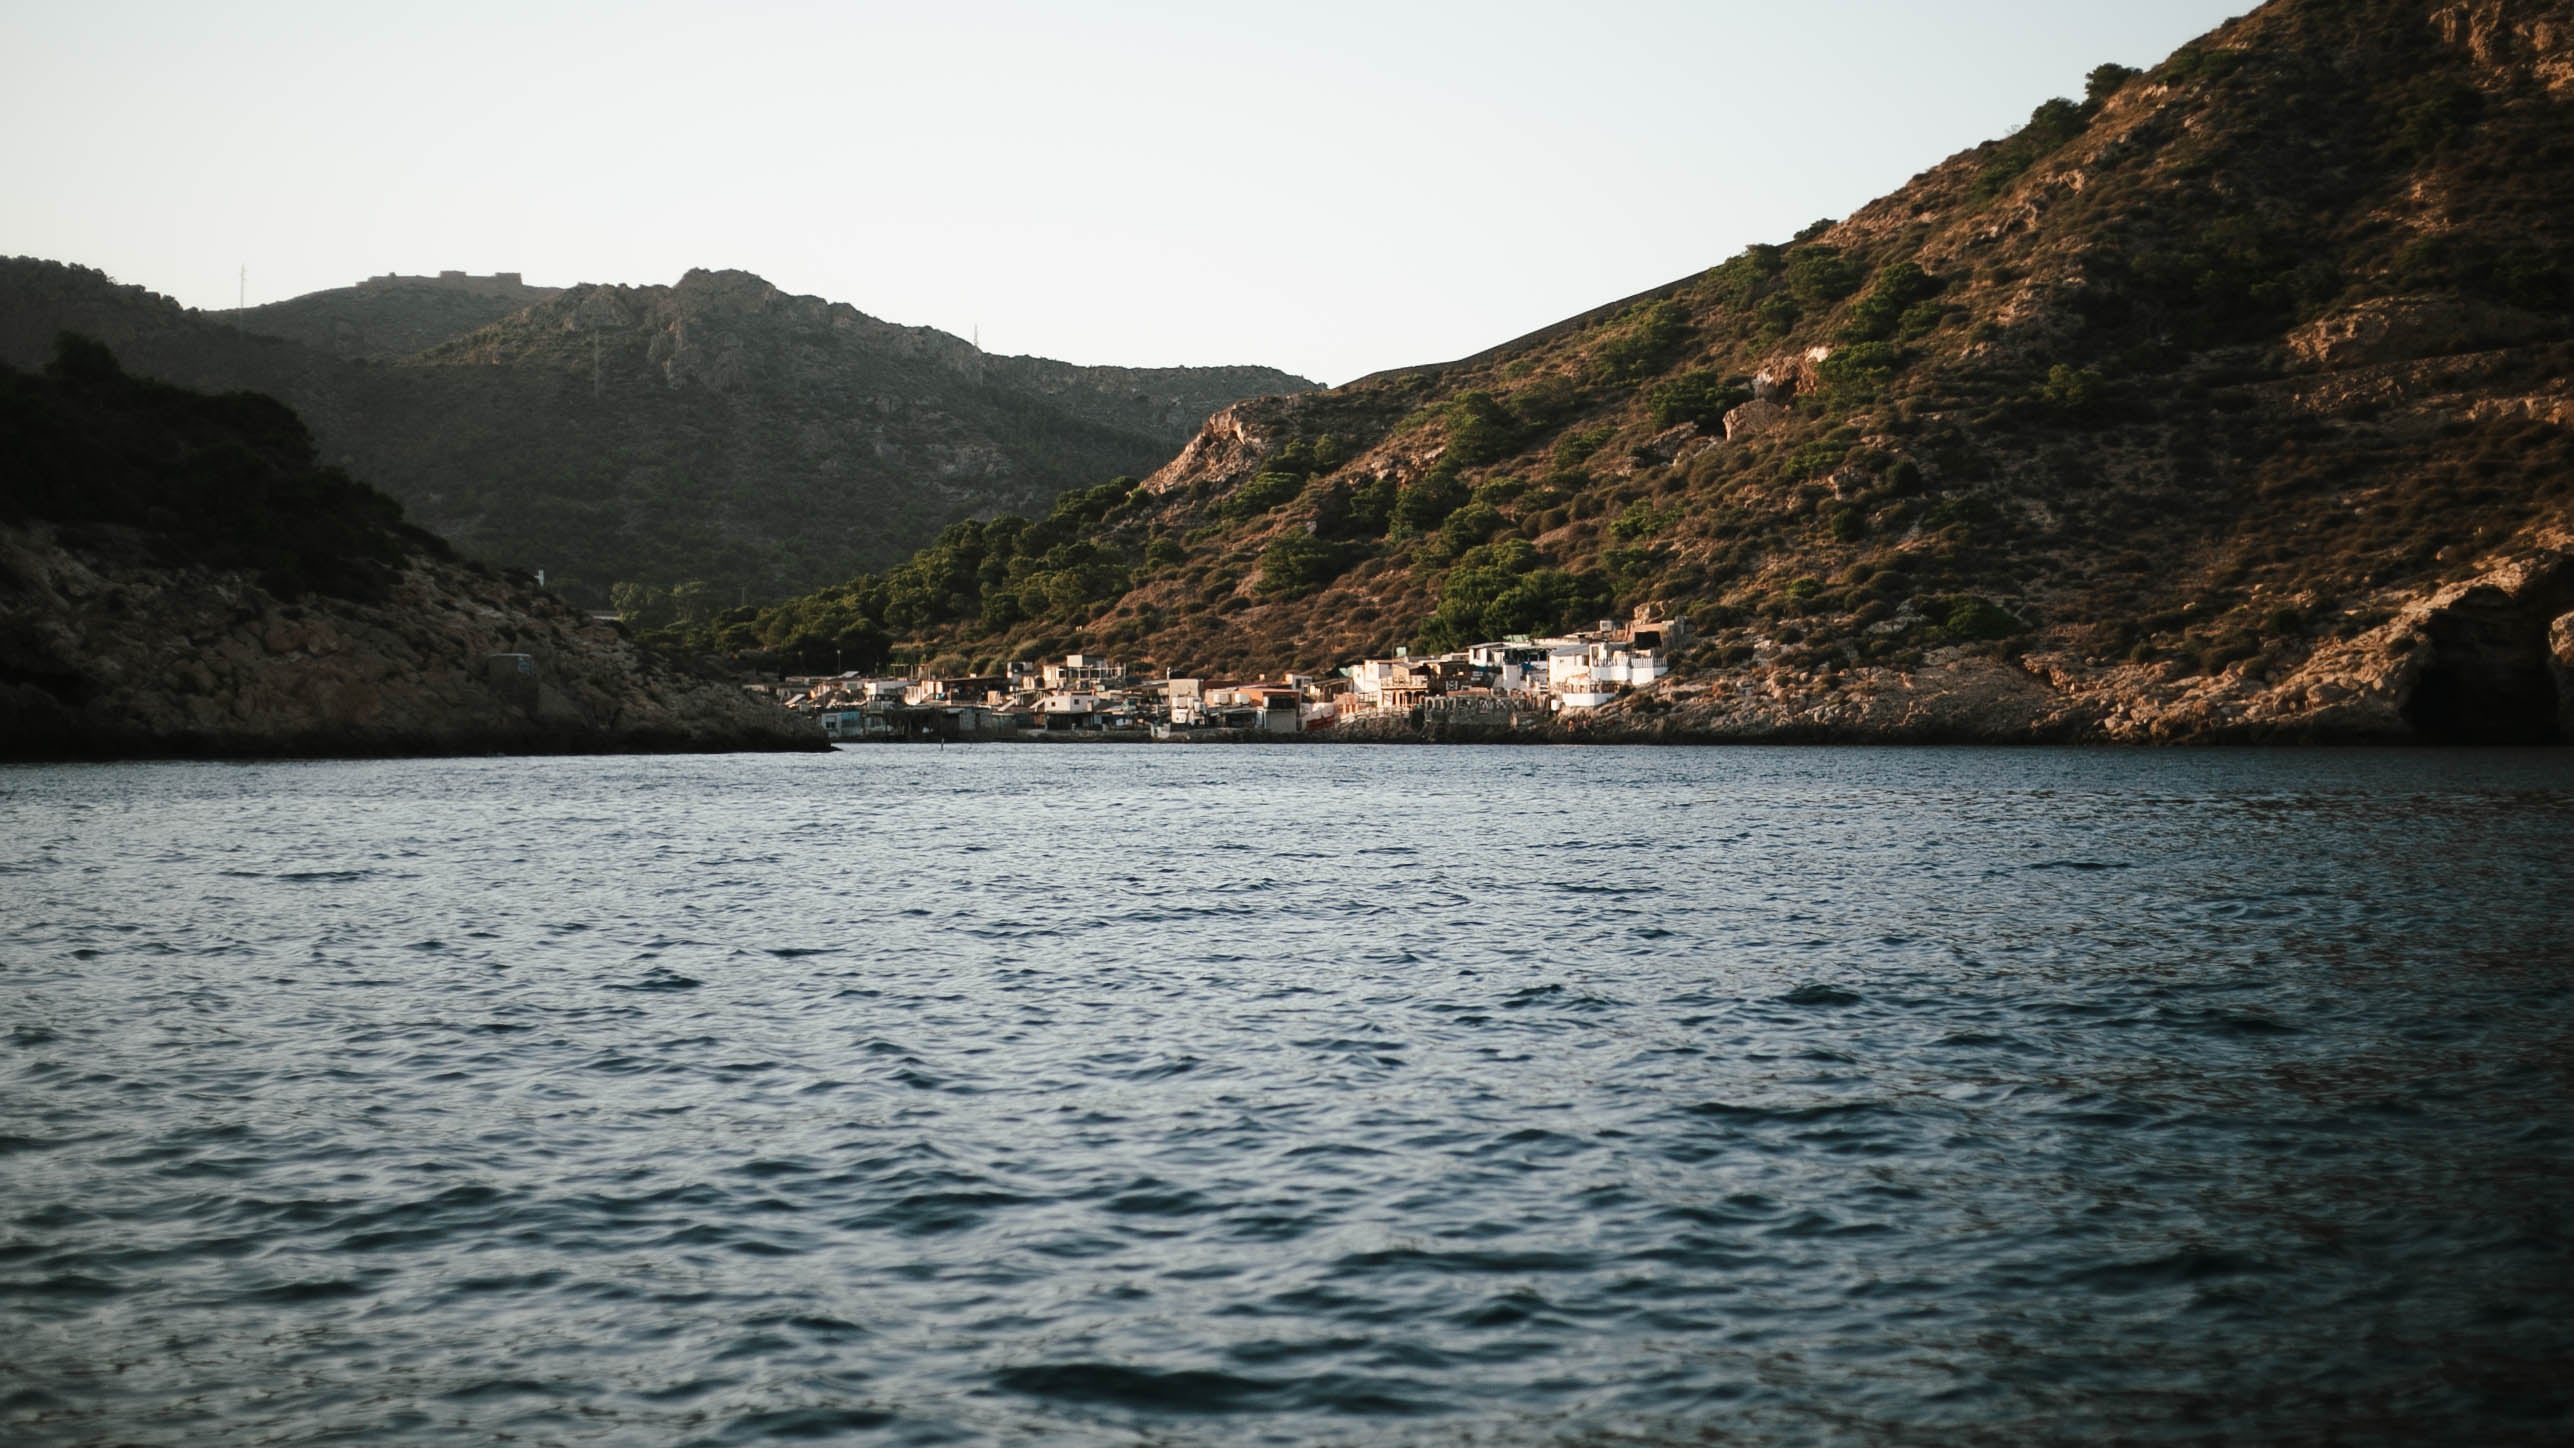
[5,746,2573,1446]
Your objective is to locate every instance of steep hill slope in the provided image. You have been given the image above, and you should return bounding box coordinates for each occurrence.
[0,261,1316,607]
[0,336,818,758]
[724,0,2574,743]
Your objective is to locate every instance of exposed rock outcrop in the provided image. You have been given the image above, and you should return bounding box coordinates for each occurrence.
[2286,296,2549,371]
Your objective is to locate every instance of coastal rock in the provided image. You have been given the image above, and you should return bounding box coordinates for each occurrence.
[0,522,822,760]
[1373,532,2574,747]
[2554,609,2574,729]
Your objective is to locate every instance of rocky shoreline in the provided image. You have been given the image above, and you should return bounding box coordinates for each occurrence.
[0,522,824,762]
[832,533,2574,749]
[22,519,2555,762]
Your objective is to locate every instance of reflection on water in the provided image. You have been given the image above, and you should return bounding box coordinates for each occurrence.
[3,746,2571,1445]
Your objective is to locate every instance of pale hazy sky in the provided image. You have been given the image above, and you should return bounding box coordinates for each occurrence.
[3,1,2247,384]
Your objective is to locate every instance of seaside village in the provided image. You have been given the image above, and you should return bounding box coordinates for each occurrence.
[759,606,1691,741]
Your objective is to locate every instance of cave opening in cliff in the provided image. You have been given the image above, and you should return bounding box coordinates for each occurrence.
[2401,589,2563,745]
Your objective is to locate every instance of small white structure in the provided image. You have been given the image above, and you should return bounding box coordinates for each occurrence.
[1548,641,1665,701]
[1554,674,1617,711]
[1346,658,1403,705]
[1041,653,1126,692]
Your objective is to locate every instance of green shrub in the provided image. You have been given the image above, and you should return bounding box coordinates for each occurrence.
[1439,500,1509,552]
[1591,298,1693,382]
[1896,300,1951,341]
[1553,426,1613,468]
[1221,469,1306,519]
[1392,470,1471,533]
[2159,45,2247,86]
[2040,364,2106,417]
[1787,247,1863,306]
[1444,390,1522,466]
[1508,375,1582,429]
[1785,432,1855,480]
[2085,62,2141,104]
[1419,538,1612,652]
[1608,499,1677,541]
[1841,261,1942,343]
[1971,96,2089,201]
[1817,342,1902,407]
[1926,594,2022,642]
[1339,474,1400,538]
[1256,534,1354,598]
[1647,370,1754,431]
[1699,245,1784,308]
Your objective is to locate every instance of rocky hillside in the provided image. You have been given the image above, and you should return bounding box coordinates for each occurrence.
[212,270,565,361]
[719,0,2574,743]
[0,337,821,759]
[0,261,1315,608]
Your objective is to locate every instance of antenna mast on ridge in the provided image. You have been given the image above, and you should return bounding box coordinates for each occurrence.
[238,264,246,313]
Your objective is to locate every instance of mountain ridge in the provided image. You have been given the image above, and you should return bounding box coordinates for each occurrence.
[0,259,1317,607]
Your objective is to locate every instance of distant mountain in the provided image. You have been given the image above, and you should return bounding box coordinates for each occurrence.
[0,261,1317,606]
[713,0,2574,744]
[212,269,565,361]
[0,337,817,758]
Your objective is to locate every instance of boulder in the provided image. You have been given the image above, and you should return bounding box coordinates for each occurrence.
[1723,398,1789,441]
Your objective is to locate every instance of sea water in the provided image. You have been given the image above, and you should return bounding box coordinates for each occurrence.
[4,746,2571,1445]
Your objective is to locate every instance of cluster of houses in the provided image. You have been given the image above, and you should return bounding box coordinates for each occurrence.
[758,606,1690,741]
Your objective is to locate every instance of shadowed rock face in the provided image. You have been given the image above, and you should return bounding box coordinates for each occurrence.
[2555,612,2574,729]
[0,345,822,761]
[0,522,825,761]
[2402,561,2574,743]
[2404,587,2563,743]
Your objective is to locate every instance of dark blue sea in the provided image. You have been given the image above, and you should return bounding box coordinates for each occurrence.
[5,746,2572,1446]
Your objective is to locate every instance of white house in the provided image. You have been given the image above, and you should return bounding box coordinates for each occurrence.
[1547,641,1665,699]
[1554,674,1618,710]
[1041,653,1126,692]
